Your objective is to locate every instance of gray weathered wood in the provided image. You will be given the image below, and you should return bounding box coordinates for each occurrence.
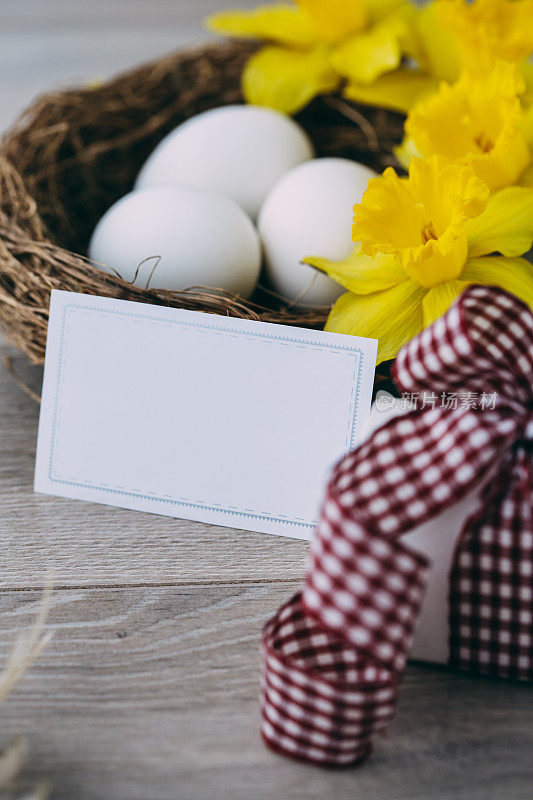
[0,586,531,800]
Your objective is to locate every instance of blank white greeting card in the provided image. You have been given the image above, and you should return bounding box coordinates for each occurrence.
[35,290,377,539]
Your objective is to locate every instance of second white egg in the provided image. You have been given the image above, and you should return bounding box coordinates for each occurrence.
[258,158,378,306]
[89,186,262,298]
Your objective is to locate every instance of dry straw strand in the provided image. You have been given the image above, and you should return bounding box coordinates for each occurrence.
[0,586,53,707]
[0,588,53,800]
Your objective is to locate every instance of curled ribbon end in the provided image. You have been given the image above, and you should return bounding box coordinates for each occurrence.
[260,593,400,767]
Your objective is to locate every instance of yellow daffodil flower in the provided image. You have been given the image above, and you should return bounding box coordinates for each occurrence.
[305,156,533,363]
[398,62,532,191]
[206,0,414,114]
[358,0,533,114]
[438,0,533,71]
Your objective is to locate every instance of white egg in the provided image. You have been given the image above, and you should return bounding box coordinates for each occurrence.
[135,105,314,219]
[258,158,378,306]
[89,186,261,298]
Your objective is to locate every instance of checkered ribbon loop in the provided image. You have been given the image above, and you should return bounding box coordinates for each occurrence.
[261,286,533,767]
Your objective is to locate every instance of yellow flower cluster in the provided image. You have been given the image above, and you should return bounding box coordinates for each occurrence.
[208,0,415,114]
[208,0,533,363]
[208,0,533,114]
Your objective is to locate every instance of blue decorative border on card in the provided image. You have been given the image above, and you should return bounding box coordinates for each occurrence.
[48,301,366,530]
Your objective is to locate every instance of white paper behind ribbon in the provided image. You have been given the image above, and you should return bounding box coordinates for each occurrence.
[35,290,377,539]
[364,400,482,665]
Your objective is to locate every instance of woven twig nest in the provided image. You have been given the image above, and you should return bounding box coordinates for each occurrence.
[0,40,404,366]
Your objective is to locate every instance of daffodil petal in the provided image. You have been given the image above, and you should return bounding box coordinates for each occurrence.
[462,256,533,310]
[520,103,533,149]
[304,245,406,294]
[520,165,533,187]
[467,186,533,258]
[242,45,340,114]
[331,21,403,85]
[344,68,439,113]
[413,2,460,82]
[422,279,469,327]
[394,137,421,170]
[297,0,367,43]
[522,61,533,98]
[206,5,316,47]
[363,0,411,25]
[325,280,426,364]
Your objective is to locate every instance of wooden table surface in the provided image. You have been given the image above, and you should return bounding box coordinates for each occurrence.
[1,3,532,799]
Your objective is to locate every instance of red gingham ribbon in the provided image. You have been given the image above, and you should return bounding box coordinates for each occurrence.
[261,285,533,767]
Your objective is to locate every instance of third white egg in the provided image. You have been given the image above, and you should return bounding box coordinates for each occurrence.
[135,105,314,219]
[258,158,378,306]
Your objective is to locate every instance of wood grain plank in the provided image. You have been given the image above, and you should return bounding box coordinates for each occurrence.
[0,344,309,589]
[0,585,531,800]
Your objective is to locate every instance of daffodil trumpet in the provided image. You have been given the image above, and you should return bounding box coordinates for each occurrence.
[397,61,533,191]
[305,156,533,364]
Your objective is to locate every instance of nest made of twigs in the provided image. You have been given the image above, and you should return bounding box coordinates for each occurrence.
[0,39,404,367]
